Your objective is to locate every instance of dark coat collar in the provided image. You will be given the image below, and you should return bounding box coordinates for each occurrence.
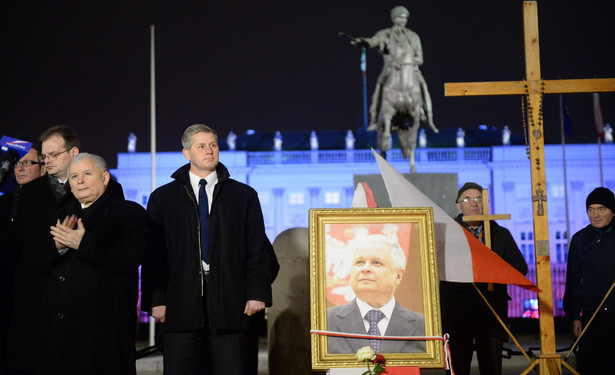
[171,162,230,185]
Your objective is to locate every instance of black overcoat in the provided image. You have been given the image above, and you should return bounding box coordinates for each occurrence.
[142,162,276,333]
[5,175,61,371]
[38,188,148,375]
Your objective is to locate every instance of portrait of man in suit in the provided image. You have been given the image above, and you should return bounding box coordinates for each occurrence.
[326,234,426,354]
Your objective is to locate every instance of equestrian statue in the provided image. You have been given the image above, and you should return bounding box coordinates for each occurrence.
[349,5,438,172]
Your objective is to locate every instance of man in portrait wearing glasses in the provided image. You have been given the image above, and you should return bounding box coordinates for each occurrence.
[564,187,615,374]
[0,146,46,374]
[5,125,81,374]
[439,182,527,375]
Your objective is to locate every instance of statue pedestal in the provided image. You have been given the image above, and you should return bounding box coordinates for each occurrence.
[267,228,318,375]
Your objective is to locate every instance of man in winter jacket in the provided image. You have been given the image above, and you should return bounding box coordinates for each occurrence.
[564,187,615,374]
[142,124,278,375]
[440,182,527,375]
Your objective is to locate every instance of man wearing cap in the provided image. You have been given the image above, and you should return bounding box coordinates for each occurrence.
[440,182,527,375]
[564,187,615,374]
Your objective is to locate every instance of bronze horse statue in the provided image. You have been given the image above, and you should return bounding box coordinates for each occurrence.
[370,58,438,173]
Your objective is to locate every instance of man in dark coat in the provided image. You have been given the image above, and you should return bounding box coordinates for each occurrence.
[39,153,148,375]
[0,146,45,374]
[141,124,277,375]
[563,187,615,374]
[5,126,81,374]
[439,182,528,375]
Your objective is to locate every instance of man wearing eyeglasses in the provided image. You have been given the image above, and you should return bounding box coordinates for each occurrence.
[40,125,81,201]
[439,182,527,375]
[13,148,46,187]
[0,146,46,373]
[563,187,615,374]
[5,126,81,374]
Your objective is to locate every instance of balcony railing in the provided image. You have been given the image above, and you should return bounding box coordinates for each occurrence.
[246,147,492,165]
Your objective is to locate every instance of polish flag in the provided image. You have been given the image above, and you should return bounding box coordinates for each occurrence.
[353,150,538,291]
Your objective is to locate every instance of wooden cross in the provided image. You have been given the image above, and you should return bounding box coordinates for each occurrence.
[445,1,614,373]
[461,189,511,292]
[532,185,547,216]
[461,189,511,251]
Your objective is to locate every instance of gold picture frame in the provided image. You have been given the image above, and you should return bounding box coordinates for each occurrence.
[310,208,442,369]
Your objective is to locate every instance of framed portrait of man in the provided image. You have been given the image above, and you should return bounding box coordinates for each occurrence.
[309,208,442,369]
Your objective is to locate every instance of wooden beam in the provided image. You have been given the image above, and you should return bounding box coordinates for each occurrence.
[463,214,511,222]
[445,78,615,97]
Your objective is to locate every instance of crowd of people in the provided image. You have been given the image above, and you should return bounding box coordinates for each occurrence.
[1,123,613,375]
[0,124,279,375]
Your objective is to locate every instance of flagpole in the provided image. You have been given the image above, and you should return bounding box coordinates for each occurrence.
[361,47,368,128]
[149,24,157,347]
[559,94,571,247]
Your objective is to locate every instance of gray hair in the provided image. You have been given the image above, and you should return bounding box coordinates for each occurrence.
[181,124,218,149]
[356,234,407,270]
[390,5,409,20]
[68,152,108,174]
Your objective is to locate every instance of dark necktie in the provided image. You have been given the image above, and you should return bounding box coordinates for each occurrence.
[199,179,210,264]
[366,309,385,352]
[53,180,66,201]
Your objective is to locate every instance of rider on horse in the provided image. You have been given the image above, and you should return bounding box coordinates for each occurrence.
[353,6,436,132]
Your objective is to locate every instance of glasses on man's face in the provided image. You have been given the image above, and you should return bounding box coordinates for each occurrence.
[41,149,70,161]
[459,197,483,204]
[14,160,42,168]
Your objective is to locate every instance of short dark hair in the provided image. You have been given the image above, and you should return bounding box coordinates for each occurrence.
[39,125,81,150]
[30,145,43,163]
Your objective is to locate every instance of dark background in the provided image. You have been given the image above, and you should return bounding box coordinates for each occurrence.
[1,0,614,168]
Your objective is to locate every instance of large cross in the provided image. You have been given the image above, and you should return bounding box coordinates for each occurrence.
[444,1,615,373]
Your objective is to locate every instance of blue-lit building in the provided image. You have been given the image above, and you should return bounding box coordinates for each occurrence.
[110,127,614,318]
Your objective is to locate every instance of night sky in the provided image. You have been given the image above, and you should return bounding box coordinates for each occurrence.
[1,0,614,168]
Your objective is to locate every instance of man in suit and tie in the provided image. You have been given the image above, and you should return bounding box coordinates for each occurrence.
[327,234,425,354]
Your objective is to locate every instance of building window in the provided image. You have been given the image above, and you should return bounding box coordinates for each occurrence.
[289,193,304,205]
[552,184,565,198]
[259,193,270,205]
[325,192,340,205]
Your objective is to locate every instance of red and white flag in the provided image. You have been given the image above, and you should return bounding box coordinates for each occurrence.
[594,93,605,141]
[353,150,538,291]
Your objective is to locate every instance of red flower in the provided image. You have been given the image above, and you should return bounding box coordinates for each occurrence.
[372,354,386,366]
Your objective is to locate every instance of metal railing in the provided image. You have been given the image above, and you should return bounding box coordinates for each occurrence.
[246,147,492,165]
